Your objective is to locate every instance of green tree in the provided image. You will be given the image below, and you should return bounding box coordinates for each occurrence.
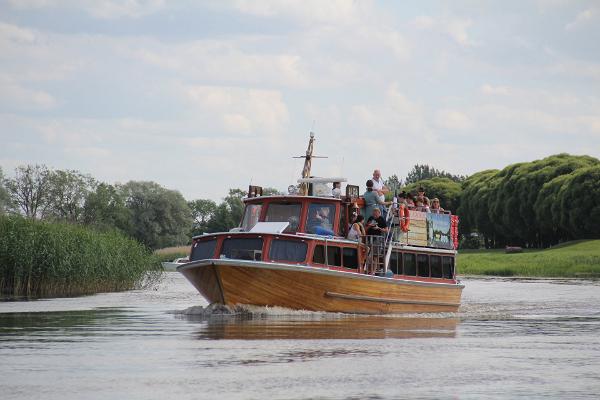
[205,188,247,233]
[556,165,600,238]
[45,169,95,223]
[189,198,217,235]
[487,154,598,246]
[83,183,130,232]
[4,164,51,219]
[120,181,191,249]
[457,169,504,248]
[385,174,402,194]
[0,167,9,215]
[404,164,466,185]
[263,187,283,196]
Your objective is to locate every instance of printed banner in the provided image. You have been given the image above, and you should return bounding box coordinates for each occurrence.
[426,213,453,249]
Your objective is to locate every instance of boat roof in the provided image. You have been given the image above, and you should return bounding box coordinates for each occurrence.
[243,195,344,204]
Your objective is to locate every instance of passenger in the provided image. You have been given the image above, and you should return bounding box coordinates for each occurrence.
[363,179,388,221]
[422,197,431,213]
[332,182,341,198]
[307,207,326,231]
[366,208,388,236]
[307,206,334,235]
[347,215,365,241]
[415,199,425,212]
[406,192,416,209]
[416,186,429,205]
[371,169,389,212]
[430,198,445,214]
[397,191,408,206]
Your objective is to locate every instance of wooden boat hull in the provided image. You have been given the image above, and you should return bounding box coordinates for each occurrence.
[178,259,463,314]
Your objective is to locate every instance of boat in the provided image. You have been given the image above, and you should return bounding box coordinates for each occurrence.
[178,133,464,314]
[162,257,189,272]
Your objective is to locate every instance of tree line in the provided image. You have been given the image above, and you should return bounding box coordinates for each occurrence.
[0,165,279,250]
[2,153,598,250]
[384,154,599,248]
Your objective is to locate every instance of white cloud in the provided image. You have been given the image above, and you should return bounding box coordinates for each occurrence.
[411,15,478,47]
[7,0,166,19]
[435,109,473,131]
[185,85,290,136]
[0,75,57,109]
[230,0,373,26]
[565,7,599,31]
[0,22,36,44]
[481,84,510,95]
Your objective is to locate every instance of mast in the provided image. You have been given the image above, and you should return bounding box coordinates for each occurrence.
[299,132,315,195]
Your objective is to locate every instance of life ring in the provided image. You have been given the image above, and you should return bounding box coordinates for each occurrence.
[400,204,410,232]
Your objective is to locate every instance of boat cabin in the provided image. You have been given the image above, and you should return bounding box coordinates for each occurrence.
[190,190,458,283]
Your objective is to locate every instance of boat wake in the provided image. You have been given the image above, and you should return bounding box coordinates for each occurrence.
[170,303,458,321]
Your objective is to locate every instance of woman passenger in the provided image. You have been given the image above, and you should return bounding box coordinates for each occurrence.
[347,215,365,241]
[430,198,445,214]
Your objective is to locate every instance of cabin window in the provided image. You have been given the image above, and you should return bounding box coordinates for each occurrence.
[264,202,301,233]
[403,253,416,276]
[342,247,358,269]
[191,239,217,261]
[313,245,325,264]
[417,254,430,277]
[241,204,262,231]
[389,251,401,274]
[312,244,343,266]
[269,239,307,263]
[442,256,454,279]
[220,238,263,261]
[327,246,342,266]
[306,204,336,235]
[430,255,443,278]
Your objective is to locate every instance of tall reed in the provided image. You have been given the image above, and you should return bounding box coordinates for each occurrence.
[0,215,162,298]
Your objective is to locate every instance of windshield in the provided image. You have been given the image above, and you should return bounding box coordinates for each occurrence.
[241,203,262,231]
[306,203,336,235]
[264,202,302,233]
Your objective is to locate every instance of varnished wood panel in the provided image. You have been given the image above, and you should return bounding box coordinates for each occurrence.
[179,264,224,304]
[183,262,463,314]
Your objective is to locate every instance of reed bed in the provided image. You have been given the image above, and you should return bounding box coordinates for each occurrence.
[458,240,600,277]
[0,215,162,298]
[154,245,190,262]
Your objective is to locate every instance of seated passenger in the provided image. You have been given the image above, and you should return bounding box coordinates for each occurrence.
[307,206,333,234]
[366,208,388,236]
[430,198,445,214]
[347,215,365,241]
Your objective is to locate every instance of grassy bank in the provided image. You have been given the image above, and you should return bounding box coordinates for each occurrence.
[0,215,162,298]
[154,245,189,262]
[457,240,600,277]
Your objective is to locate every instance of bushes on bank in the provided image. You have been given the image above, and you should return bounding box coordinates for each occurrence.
[0,215,161,298]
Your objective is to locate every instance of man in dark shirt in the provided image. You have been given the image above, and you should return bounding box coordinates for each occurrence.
[366,208,388,236]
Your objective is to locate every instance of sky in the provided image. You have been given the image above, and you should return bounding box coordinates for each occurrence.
[1,0,599,202]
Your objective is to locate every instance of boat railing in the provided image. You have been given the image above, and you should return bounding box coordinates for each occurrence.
[364,234,388,275]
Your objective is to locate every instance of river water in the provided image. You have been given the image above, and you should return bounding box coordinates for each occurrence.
[1,274,599,399]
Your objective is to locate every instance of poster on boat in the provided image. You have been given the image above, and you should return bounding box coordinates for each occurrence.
[426,213,453,249]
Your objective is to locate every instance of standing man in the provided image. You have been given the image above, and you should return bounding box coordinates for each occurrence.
[372,169,389,215]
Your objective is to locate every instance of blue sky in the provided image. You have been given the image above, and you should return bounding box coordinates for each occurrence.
[1,0,599,201]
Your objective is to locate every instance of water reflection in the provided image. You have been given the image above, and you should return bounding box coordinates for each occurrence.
[180,314,458,340]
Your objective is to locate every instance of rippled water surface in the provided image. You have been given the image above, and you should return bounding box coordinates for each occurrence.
[1,274,600,399]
